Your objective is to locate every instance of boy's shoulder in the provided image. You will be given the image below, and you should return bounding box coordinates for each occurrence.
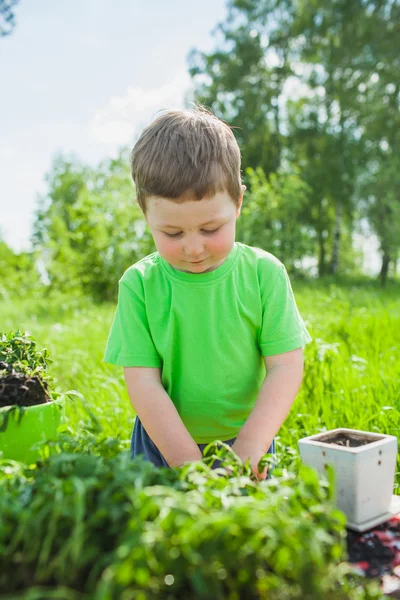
[237,243,285,276]
[119,251,162,287]
[238,244,293,305]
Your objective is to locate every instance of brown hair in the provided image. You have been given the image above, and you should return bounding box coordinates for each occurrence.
[130,107,242,212]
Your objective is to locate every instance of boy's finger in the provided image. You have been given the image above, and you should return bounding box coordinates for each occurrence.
[255,466,267,480]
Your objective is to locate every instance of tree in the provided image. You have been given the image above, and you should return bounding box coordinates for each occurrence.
[32,154,90,292]
[289,0,400,278]
[0,238,41,299]
[237,165,314,271]
[0,0,19,37]
[285,95,361,276]
[188,0,295,178]
[188,0,400,280]
[32,151,155,302]
[353,5,400,283]
[188,0,360,275]
[359,154,400,285]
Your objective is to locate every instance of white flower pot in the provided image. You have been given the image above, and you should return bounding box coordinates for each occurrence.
[298,428,398,532]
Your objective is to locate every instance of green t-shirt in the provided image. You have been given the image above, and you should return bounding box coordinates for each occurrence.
[104,242,311,443]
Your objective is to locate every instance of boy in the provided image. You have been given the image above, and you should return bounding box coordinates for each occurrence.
[104,107,311,480]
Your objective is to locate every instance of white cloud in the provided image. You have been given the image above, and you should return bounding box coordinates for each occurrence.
[88,71,191,145]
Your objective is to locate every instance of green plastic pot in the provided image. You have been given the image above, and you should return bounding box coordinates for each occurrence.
[0,398,64,464]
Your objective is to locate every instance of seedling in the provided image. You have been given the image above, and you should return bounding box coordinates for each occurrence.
[0,330,53,408]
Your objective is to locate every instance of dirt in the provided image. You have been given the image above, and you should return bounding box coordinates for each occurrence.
[317,432,377,448]
[328,435,372,448]
[0,362,50,408]
[346,515,400,597]
[347,529,395,576]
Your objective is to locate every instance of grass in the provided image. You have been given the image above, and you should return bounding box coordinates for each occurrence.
[2,277,400,485]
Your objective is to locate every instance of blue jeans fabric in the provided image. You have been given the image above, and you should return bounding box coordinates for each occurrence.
[130,416,276,478]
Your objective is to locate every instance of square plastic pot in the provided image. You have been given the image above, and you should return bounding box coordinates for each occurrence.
[298,428,398,532]
[0,399,64,464]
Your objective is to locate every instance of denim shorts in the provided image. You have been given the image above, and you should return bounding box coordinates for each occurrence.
[130,416,276,478]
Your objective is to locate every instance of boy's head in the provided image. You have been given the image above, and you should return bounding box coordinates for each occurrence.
[130,107,245,274]
[130,106,242,212]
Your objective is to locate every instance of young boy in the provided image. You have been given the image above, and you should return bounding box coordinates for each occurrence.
[104,107,311,480]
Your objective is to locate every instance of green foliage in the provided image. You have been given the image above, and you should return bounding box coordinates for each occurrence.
[0,330,52,382]
[187,1,291,176]
[0,331,55,415]
[237,166,314,270]
[188,0,400,279]
[0,282,397,597]
[0,241,41,301]
[32,150,155,302]
[0,441,380,599]
[360,150,400,283]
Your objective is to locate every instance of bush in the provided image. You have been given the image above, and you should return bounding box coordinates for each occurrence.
[0,440,380,599]
[0,242,41,301]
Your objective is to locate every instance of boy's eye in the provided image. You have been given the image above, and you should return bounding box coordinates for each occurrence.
[164,232,182,238]
[164,226,221,238]
[202,227,221,235]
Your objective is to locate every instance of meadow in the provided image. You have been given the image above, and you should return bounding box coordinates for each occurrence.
[1,277,399,599]
[2,276,399,482]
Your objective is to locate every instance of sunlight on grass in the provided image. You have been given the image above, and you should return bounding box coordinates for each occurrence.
[2,279,400,483]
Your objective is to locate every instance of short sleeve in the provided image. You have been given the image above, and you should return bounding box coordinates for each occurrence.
[103,276,162,367]
[259,264,312,356]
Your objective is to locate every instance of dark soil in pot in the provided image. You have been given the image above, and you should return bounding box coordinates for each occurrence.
[317,431,378,448]
[0,362,50,408]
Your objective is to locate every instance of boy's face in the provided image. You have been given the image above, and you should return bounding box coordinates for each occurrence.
[144,188,244,274]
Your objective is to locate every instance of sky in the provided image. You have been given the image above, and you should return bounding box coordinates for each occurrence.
[0,1,381,273]
[0,0,227,252]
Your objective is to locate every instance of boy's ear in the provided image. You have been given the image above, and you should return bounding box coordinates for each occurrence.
[135,196,150,224]
[134,196,145,218]
[236,185,246,218]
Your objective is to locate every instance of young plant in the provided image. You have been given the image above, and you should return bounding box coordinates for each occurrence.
[0,331,53,409]
[0,441,381,599]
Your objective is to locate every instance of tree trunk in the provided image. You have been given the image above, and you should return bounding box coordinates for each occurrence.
[318,230,326,277]
[273,103,281,171]
[379,252,390,286]
[329,202,342,275]
[328,86,348,277]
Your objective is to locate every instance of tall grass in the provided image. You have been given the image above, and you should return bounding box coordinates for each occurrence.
[2,278,400,483]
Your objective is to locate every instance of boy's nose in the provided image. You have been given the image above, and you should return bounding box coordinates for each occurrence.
[184,239,204,258]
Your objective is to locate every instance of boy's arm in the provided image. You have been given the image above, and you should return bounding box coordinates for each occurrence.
[124,367,202,467]
[233,348,304,475]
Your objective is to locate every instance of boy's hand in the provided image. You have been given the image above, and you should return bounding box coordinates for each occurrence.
[172,448,203,468]
[231,438,268,480]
